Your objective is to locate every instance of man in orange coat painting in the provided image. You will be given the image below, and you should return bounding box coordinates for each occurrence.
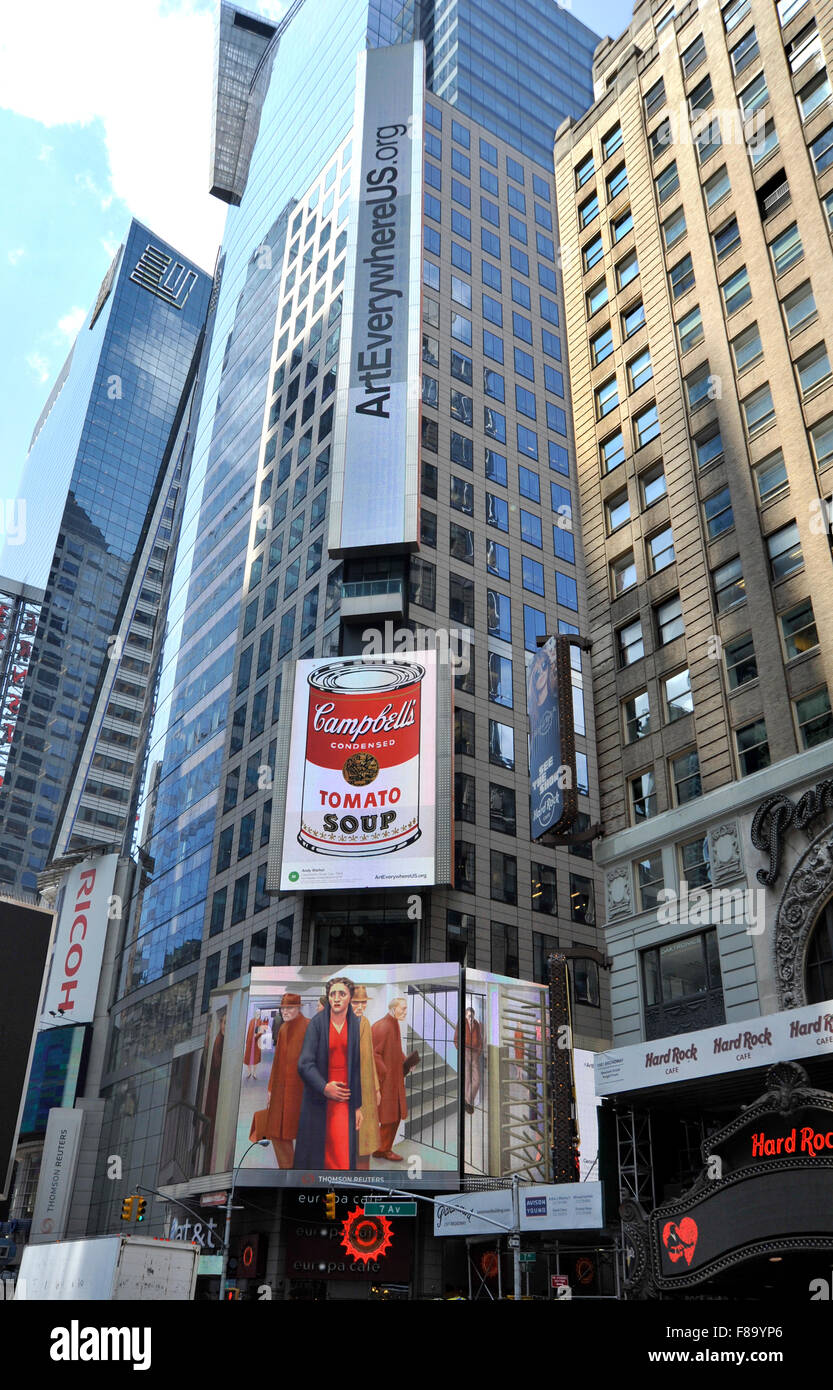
[264,993,308,1168]
[371,997,418,1162]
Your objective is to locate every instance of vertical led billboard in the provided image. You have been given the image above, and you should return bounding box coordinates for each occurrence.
[274,651,447,891]
[328,42,424,553]
[527,635,577,839]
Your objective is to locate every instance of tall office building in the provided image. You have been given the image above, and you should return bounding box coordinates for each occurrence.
[0,223,211,894]
[555,0,833,1296]
[79,3,605,1296]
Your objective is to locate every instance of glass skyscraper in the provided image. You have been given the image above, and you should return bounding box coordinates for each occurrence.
[0,221,211,894]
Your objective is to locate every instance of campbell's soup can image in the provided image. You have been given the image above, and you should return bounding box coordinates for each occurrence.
[298,660,426,857]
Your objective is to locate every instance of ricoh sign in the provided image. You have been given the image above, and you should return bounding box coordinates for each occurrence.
[277,653,448,891]
[43,854,118,1023]
[329,42,424,555]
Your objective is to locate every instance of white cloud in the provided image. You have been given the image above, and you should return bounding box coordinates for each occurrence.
[25,351,51,384]
[37,143,53,161]
[0,1,229,269]
[100,234,121,260]
[76,170,113,211]
[7,247,25,266]
[56,306,87,343]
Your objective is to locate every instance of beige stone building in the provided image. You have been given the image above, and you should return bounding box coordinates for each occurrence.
[554,0,833,1047]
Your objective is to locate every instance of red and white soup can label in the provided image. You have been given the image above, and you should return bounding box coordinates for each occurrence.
[298,661,425,857]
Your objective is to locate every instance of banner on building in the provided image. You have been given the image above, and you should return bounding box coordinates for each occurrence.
[328,41,424,554]
[527,635,577,840]
[595,995,833,1095]
[29,1106,84,1243]
[42,853,119,1024]
[274,651,446,891]
[0,898,55,1198]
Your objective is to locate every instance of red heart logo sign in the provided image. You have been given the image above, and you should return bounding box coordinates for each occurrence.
[662,1218,698,1267]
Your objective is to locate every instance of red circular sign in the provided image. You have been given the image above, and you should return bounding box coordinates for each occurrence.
[340,1207,393,1265]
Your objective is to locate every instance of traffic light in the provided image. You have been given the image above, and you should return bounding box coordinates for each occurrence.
[120,1196,136,1222]
[135,1197,147,1223]
[324,1192,337,1221]
[225,1288,241,1300]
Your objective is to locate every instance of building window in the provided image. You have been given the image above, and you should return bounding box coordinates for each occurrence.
[695,116,722,165]
[586,279,609,316]
[611,550,637,596]
[647,525,675,573]
[641,463,666,506]
[622,301,646,339]
[665,668,693,721]
[739,70,769,118]
[616,250,639,290]
[486,537,510,578]
[579,192,599,227]
[636,855,663,911]
[796,687,833,748]
[575,152,595,187]
[645,77,666,119]
[749,118,778,168]
[634,403,660,448]
[583,233,603,271]
[770,223,803,276]
[455,840,476,893]
[491,850,517,904]
[606,487,631,533]
[455,707,475,755]
[767,520,803,579]
[487,589,512,643]
[797,343,832,395]
[656,593,684,645]
[703,485,734,538]
[742,383,775,436]
[730,27,759,75]
[713,555,745,611]
[617,617,644,666]
[731,322,762,373]
[811,415,833,470]
[753,451,788,505]
[704,164,731,208]
[663,206,686,249]
[230,873,249,929]
[612,207,633,242]
[590,324,613,366]
[736,718,770,775]
[450,521,474,564]
[624,689,651,743]
[686,362,712,409]
[714,216,741,263]
[491,920,519,978]
[607,163,629,200]
[783,281,816,335]
[725,632,757,689]
[490,783,516,836]
[600,429,625,474]
[781,598,819,660]
[595,376,619,419]
[531,862,557,914]
[630,770,657,821]
[670,748,702,805]
[642,930,722,1039]
[677,306,703,353]
[694,421,723,467]
[447,910,475,967]
[455,770,476,824]
[450,572,474,625]
[488,653,513,707]
[569,873,594,926]
[489,718,514,769]
[628,348,653,391]
[655,160,679,204]
[722,266,751,315]
[811,121,833,175]
[669,254,695,300]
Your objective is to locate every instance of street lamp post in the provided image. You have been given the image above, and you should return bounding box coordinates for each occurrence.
[218,1138,269,1302]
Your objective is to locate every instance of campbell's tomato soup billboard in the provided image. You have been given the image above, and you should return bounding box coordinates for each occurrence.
[279,652,439,889]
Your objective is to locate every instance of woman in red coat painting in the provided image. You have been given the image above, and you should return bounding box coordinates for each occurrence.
[244,1011,266,1079]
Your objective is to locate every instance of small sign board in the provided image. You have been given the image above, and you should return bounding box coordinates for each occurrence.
[519,1251,536,1264]
[363,1201,416,1217]
[200,1192,228,1208]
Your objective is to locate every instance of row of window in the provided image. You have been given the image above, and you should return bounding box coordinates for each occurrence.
[201,914,293,1010]
[446,910,600,1002]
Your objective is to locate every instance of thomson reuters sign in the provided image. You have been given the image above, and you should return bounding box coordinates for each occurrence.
[278,653,442,891]
[43,854,118,1023]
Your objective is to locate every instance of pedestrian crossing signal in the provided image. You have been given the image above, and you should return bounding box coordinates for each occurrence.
[324,1192,337,1221]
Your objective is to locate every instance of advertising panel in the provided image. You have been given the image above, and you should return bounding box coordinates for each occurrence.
[526,635,577,840]
[20,1023,88,1137]
[29,1106,84,1243]
[42,853,119,1023]
[328,42,424,554]
[463,970,551,1184]
[594,995,833,1095]
[0,897,55,1198]
[277,651,440,891]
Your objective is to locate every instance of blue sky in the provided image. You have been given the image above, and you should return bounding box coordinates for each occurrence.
[0,0,633,503]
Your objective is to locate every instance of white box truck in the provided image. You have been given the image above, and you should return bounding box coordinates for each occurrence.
[14,1234,200,1300]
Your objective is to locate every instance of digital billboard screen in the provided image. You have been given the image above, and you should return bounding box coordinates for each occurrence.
[275,651,445,892]
[0,898,54,1197]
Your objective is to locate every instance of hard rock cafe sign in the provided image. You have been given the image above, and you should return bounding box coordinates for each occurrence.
[751,778,833,886]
